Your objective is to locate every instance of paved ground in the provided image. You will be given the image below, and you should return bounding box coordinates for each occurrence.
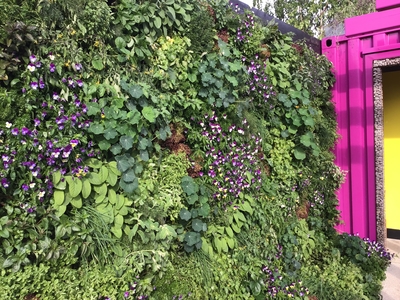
[382,239,400,300]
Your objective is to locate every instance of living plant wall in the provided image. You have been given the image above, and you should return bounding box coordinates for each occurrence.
[0,0,392,299]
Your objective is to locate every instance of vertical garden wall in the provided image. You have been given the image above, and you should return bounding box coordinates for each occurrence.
[0,0,392,299]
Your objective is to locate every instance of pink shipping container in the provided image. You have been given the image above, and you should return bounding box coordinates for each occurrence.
[322,0,400,243]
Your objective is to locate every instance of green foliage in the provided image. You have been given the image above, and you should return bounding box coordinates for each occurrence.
[185,4,216,55]
[113,0,194,66]
[0,261,151,299]
[272,0,375,38]
[197,40,247,108]
[0,1,390,299]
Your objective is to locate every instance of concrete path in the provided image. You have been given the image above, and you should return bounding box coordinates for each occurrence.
[382,239,400,300]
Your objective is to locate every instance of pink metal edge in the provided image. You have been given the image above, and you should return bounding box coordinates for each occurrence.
[345,7,400,37]
[376,0,400,11]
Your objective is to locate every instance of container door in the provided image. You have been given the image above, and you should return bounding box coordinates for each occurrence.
[383,70,400,239]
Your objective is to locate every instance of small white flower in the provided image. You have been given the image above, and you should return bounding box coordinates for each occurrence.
[29,182,36,188]
[5,122,12,128]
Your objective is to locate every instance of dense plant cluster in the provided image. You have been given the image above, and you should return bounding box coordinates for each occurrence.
[0,0,392,299]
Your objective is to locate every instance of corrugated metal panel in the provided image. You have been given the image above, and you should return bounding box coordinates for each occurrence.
[322,3,400,241]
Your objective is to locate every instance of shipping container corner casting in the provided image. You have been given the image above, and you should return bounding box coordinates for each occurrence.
[322,0,400,244]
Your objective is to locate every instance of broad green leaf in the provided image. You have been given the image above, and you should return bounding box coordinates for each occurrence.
[239,201,253,215]
[191,219,204,232]
[93,183,107,196]
[56,204,67,217]
[87,173,104,185]
[142,106,156,123]
[154,16,162,28]
[187,194,198,205]
[115,154,135,172]
[116,195,125,211]
[52,171,61,185]
[99,166,109,183]
[110,144,122,155]
[98,140,111,150]
[184,231,201,246]
[108,189,117,204]
[67,177,82,198]
[111,227,122,238]
[114,214,124,229]
[82,178,91,199]
[181,176,198,195]
[300,133,312,147]
[86,158,102,169]
[119,135,133,150]
[92,58,104,70]
[119,178,138,193]
[70,196,82,208]
[226,227,234,238]
[140,150,149,161]
[115,37,126,49]
[53,190,65,206]
[294,147,306,160]
[104,128,118,140]
[122,169,136,182]
[89,123,104,135]
[107,171,118,186]
[129,84,143,99]
[179,208,191,221]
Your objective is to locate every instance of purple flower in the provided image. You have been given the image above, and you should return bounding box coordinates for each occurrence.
[53,92,60,101]
[34,119,41,127]
[22,184,29,191]
[11,128,19,135]
[21,127,31,136]
[35,61,42,68]
[30,81,38,90]
[39,79,45,89]
[76,79,83,87]
[27,63,36,72]
[29,54,37,63]
[49,63,56,72]
[124,291,129,298]
[75,63,82,71]
[22,87,26,93]
[1,178,9,188]
[70,139,79,147]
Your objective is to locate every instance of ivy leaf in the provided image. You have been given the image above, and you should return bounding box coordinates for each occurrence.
[110,144,122,155]
[122,169,136,183]
[300,133,312,147]
[104,128,118,140]
[294,147,306,160]
[92,58,104,70]
[304,116,315,126]
[181,176,198,195]
[184,231,201,246]
[142,106,156,123]
[119,135,133,150]
[89,124,104,135]
[115,154,135,172]
[140,150,149,161]
[129,84,143,99]
[119,178,138,194]
[98,140,111,150]
[218,40,231,56]
[179,208,191,221]
[192,219,205,232]
[225,74,238,86]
